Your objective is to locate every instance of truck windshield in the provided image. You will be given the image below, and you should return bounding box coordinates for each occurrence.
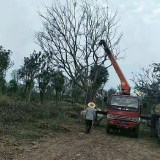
[110,96,139,112]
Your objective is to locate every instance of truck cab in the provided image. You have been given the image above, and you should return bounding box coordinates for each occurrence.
[99,39,142,137]
[106,94,141,137]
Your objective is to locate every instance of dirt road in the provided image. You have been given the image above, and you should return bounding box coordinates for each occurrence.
[4,125,158,160]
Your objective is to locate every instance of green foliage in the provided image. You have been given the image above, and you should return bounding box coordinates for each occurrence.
[107,88,117,99]
[86,65,109,101]
[18,51,42,81]
[0,46,13,93]
[52,70,65,93]
[38,67,55,103]
[18,51,42,101]
[17,50,66,103]
[0,46,13,76]
[36,51,56,103]
[71,82,85,103]
[0,97,73,124]
[133,63,160,102]
[61,77,72,96]
[8,79,18,94]
[90,65,109,90]
[0,78,6,94]
[132,63,160,114]
[11,69,19,82]
[0,97,78,142]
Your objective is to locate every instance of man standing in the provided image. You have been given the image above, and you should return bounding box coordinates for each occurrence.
[150,112,158,137]
[85,102,96,134]
[150,105,160,137]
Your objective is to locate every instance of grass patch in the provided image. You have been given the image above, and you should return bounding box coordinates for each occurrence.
[0,98,80,141]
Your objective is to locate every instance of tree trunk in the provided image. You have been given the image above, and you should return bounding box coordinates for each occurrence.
[23,84,29,99]
[85,87,96,104]
[40,90,44,104]
[55,91,58,107]
[27,82,34,102]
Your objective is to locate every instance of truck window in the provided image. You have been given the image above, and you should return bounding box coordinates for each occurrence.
[111,96,139,111]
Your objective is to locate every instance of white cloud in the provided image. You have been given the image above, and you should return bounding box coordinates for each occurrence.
[134,6,144,13]
[152,8,160,15]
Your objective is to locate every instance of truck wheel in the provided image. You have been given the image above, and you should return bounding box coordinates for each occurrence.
[133,128,139,138]
[106,125,111,133]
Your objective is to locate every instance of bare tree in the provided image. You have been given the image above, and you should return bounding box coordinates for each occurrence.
[36,0,123,103]
[132,63,160,102]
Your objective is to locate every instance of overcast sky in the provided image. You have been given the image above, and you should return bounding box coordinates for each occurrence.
[0,0,160,91]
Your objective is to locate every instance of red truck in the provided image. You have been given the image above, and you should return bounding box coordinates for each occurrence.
[99,40,141,138]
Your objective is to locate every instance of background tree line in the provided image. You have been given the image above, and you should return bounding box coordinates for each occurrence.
[132,63,160,114]
[0,48,110,106]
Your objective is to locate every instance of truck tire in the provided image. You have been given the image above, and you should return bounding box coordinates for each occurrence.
[106,125,111,133]
[133,128,139,138]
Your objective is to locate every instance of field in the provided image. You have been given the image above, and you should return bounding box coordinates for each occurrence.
[0,101,160,160]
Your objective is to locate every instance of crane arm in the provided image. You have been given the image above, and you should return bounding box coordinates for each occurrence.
[99,40,130,95]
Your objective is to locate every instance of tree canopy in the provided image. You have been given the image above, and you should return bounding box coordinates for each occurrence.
[0,46,13,93]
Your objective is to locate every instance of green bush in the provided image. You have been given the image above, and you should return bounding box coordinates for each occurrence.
[0,96,79,141]
[0,97,74,125]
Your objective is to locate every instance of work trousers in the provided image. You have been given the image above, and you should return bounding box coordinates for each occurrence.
[150,126,157,137]
[85,119,93,133]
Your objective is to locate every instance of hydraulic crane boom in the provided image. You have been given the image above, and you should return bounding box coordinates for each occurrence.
[99,40,131,95]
